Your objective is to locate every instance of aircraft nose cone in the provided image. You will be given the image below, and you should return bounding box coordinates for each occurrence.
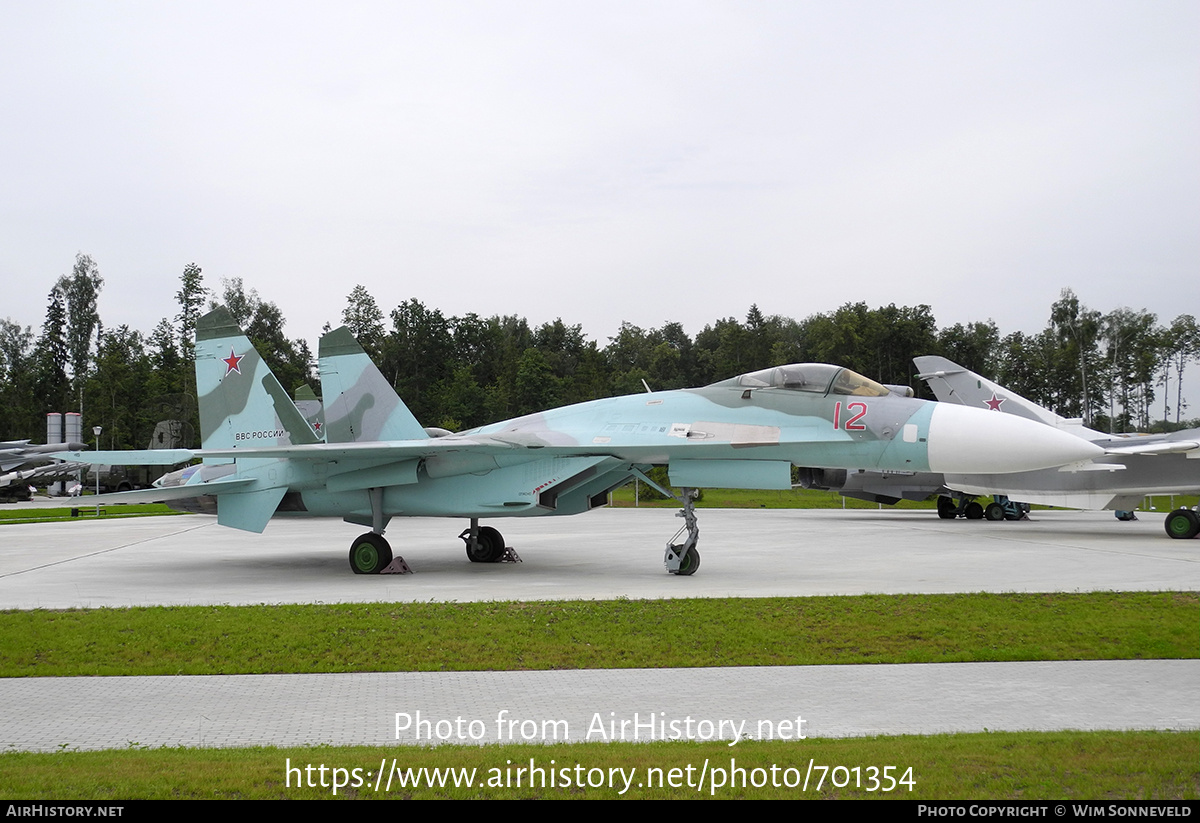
[926,403,1103,473]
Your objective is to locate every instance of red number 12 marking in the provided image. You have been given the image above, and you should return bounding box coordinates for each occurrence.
[834,401,868,430]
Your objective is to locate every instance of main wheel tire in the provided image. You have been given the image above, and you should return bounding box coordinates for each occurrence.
[349,533,393,574]
[1164,509,1200,540]
[1115,511,1137,522]
[984,502,1005,521]
[936,496,957,520]
[964,501,984,520]
[465,525,506,563]
[676,547,701,576]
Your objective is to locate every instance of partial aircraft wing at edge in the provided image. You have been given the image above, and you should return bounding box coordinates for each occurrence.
[69,476,255,506]
[1105,440,1200,457]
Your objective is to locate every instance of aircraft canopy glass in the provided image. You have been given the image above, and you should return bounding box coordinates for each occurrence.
[711,364,892,397]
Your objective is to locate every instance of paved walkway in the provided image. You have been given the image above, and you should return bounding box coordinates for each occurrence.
[3,660,1195,751]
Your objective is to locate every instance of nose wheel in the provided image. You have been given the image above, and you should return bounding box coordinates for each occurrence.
[666,544,701,575]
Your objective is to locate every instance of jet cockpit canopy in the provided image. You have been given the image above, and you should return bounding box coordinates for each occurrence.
[710,364,892,397]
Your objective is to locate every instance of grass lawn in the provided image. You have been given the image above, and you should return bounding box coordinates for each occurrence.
[2,591,1194,676]
[2,731,1195,799]
[2,497,1195,800]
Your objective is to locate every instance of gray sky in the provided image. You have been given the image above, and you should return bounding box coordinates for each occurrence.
[2,1,1197,348]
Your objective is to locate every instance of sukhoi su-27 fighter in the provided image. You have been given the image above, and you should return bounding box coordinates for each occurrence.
[62,308,1104,576]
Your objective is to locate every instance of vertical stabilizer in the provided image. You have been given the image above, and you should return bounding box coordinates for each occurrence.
[913,355,1105,440]
[318,327,428,443]
[195,307,320,450]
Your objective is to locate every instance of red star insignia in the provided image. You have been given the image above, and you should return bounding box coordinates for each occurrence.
[984,392,1004,411]
[222,348,244,376]
[313,422,322,432]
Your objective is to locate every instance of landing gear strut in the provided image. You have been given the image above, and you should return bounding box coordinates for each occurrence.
[631,468,703,575]
[461,519,505,562]
[348,486,411,574]
[663,487,701,576]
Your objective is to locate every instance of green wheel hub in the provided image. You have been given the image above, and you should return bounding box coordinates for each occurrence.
[352,542,379,571]
[349,534,392,574]
[1164,509,1200,540]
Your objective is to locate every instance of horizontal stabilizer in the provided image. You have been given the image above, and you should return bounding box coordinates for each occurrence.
[63,476,254,505]
[52,449,195,466]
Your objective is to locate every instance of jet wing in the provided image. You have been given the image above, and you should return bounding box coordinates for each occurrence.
[1105,439,1200,457]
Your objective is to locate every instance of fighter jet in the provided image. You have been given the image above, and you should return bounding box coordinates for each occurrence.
[60,308,1105,575]
[0,440,88,501]
[913,355,1200,539]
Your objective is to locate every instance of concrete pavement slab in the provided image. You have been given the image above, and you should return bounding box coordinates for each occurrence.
[1,508,1197,609]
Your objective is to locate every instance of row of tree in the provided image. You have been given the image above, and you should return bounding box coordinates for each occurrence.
[1,256,1198,451]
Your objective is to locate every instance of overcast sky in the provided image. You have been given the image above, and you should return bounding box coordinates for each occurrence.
[2,1,1197,350]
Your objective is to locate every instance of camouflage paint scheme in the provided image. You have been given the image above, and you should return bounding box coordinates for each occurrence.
[59,308,1107,572]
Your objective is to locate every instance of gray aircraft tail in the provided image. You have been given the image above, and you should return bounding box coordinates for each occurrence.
[913,355,1105,441]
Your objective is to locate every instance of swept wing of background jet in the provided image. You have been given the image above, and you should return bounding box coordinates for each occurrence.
[58,308,1106,575]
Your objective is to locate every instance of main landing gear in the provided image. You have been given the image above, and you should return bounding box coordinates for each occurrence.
[348,487,411,574]
[349,532,394,574]
[937,494,1029,522]
[1164,508,1200,540]
[459,518,521,563]
[348,519,522,574]
[347,531,413,574]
